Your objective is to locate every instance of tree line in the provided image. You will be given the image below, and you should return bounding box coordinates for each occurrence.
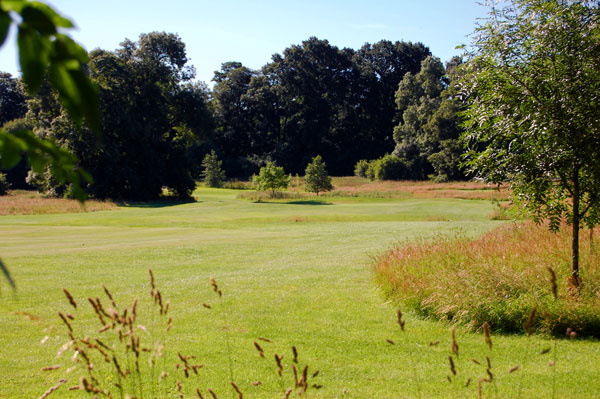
[1,33,465,200]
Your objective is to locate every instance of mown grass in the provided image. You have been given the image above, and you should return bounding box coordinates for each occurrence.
[0,186,598,398]
[374,222,600,337]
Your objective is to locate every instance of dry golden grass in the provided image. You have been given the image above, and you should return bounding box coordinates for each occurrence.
[374,221,600,337]
[329,177,510,200]
[0,190,116,216]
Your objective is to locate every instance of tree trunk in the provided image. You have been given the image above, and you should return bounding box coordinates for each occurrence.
[571,170,581,287]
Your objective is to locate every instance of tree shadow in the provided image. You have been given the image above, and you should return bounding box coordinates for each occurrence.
[255,200,332,206]
[117,198,198,208]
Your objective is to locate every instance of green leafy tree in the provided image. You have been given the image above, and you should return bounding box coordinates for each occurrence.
[304,155,332,196]
[459,0,600,286]
[252,161,290,196]
[393,56,464,181]
[0,72,27,126]
[29,32,212,200]
[201,150,226,188]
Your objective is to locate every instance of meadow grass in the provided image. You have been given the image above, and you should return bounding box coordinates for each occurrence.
[0,186,598,398]
[0,190,116,216]
[374,222,600,336]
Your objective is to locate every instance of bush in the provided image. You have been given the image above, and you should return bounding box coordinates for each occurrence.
[361,154,409,181]
[252,161,290,196]
[354,159,369,178]
[0,173,10,195]
[374,222,600,337]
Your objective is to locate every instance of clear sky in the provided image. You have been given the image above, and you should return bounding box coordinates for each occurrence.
[0,0,489,84]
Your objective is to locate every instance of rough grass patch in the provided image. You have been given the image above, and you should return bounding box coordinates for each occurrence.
[374,222,600,337]
[0,190,116,215]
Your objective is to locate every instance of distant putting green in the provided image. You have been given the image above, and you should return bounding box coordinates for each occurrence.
[0,187,598,398]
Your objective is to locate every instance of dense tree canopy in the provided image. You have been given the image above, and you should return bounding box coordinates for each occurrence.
[211,38,430,177]
[1,26,471,199]
[28,32,213,199]
[393,56,465,181]
[0,73,27,127]
[460,0,600,284]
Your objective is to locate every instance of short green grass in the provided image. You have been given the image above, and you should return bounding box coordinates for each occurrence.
[0,187,598,398]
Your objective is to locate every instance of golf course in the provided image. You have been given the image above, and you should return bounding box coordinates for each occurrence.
[1,183,598,398]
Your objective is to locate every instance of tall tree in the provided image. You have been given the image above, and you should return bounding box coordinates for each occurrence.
[352,40,431,161]
[212,61,258,176]
[460,0,600,286]
[29,32,213,199]
[393,56,464,181]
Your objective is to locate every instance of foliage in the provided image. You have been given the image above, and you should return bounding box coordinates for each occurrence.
[212,39,430,176]
[201,150,226,187]
[304,155,332,196]
[0,0,100,203]
[29,32,213,200]
[252,161,290,195]
[459,0,600,284]
[0,72,27,126]
[393,56,465,181]
[358,154,410,181]
[0,172,10,195]
[354,159,369,178]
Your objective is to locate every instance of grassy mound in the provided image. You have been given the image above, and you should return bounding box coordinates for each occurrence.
[374,222,600,337]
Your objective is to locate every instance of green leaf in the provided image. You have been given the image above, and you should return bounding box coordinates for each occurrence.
[0,11,11,47]
[68,68,101,134]
[28,1,74,28]
[0,0,26,13]
[21,4,56,35]
[17,26,50,92]
[54,34,88,63]
[0,129,26,169]
[49,62,82,122]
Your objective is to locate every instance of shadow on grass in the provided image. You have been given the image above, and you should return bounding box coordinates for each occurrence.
[254,199,332,206]
[117,197,198,208]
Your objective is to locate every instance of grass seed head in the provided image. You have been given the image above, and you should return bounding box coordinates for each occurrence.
[292,346,298,363]
[482,322,492,350]
[524,307,537,336]
[397,309,405,331]
[62,288,77,309]
[449,356,456,375]
[451,326,459,357]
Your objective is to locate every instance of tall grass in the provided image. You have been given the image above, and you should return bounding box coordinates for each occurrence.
[0,190,115,215]
[374,222,600,337]
[40,271,321,398]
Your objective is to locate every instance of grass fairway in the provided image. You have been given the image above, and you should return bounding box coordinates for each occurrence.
[0,187,598,398]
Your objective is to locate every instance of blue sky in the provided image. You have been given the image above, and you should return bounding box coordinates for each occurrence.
[1,1,489,84]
